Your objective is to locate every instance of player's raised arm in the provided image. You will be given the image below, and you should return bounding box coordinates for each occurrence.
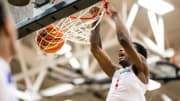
[90,22,117,78]
[111,10,148,78]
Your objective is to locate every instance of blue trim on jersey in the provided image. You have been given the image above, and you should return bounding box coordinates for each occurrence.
[120,68,131,74]
[7,72,14,84]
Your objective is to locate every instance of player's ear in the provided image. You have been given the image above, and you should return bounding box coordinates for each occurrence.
[3,17,11,37]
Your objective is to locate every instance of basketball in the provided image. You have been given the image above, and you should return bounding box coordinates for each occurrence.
[37,24,65,53]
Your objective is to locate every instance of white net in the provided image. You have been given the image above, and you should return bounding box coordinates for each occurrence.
[56,2,106,44]
[36,1,106,47]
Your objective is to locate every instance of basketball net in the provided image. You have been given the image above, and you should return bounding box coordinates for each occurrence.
[36,0,111,51]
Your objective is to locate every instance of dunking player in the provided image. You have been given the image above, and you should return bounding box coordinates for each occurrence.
[90,9,149,101]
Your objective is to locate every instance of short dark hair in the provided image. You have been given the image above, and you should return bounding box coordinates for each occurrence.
[133,42,147,58]
[0,1,5,27]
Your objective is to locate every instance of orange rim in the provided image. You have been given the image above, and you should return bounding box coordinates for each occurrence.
[69,0,111,20]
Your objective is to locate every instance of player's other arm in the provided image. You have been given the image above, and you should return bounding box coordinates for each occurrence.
[90,23,117,78]
[111,10,148,79]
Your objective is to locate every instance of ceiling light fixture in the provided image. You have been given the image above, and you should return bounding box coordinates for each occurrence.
[138,0,174,15]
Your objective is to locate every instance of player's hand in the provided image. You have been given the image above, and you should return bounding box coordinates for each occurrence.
[90,7,100,16]
[92,20,100,34]
[109,7,118,20]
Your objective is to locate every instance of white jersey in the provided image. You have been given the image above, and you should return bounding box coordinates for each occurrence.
[106,66,147,101]
[0,58,18,101]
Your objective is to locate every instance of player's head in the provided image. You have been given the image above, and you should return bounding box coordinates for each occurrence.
[118,42,147,67]
[133,42,147,58]
[0,1,17,62]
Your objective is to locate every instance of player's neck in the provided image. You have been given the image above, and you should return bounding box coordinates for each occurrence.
[122,64,132,68]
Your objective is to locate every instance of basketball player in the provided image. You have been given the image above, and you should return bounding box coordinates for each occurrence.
[90,9,149,101]
[0,1,18,101]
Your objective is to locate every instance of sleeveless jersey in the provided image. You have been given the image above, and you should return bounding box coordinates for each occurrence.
[106,66,147,101]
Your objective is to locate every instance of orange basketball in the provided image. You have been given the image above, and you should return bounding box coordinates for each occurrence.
[37,24,65,53]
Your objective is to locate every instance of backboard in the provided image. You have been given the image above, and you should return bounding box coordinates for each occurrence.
[17,0,102,39]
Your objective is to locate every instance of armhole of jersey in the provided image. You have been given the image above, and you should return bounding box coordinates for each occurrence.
[131,69,148,90]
